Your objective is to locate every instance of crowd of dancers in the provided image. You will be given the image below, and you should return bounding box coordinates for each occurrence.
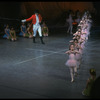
[65,11,92,82]
[2,10,93,83]
[2,22,49,41]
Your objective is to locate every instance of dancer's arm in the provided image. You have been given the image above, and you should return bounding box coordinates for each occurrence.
[75,50,80,54]
[21,15,33,23]
[69,40,73,43]
[65,51,70,54]
[10,31,13,38]
[14,30,16,38]
[21,19,26,23]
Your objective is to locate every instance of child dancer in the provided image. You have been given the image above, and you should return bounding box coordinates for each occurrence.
[9,27,17,41]
[66,14,73,34]
[27,23,33,38]
[65,44,80,82]
[42,22,49,37]
[19,22,27,37]
[3,24,10,39]
[74,39,82,69]
[82,68,96,97]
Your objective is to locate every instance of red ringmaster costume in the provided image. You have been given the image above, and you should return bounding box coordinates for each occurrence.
[26,14,42,25]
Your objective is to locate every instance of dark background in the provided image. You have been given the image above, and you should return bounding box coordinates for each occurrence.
[0,2,100,34]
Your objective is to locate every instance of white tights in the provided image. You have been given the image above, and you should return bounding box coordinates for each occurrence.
[69,66,77,82]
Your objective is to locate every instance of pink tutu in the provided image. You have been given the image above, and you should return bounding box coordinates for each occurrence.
[77,60,81,68]
[65,59,77,67]
[81,34,86,40]
[87,31,90,36]
[86,35,88,40]
[81,42,85,49]
[75,53,82,60]
[65,54,77,67]
[79,49,83,54]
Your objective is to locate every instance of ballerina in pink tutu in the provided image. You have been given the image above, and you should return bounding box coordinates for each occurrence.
[73,35,84,54]
[74,39,82,69]
[82,28,88,41]
[65,44,80,82]
[80,31,86,49]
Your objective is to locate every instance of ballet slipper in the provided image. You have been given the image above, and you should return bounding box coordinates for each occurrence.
[82,91,85,96]
[12,39,14,42]
[71,79,74,82]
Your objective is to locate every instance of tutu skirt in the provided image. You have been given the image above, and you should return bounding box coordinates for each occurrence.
[79,49,83,55]
[81,42,85,49]
[75,53,82,60]
[65,59,77,67]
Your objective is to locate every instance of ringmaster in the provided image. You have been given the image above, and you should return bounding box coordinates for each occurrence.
[21,10,45,44]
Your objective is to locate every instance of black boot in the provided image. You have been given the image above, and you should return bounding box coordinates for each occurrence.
[40,37,45,44]
[33,37,36,43]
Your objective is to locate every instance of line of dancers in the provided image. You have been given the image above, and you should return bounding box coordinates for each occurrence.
[65,11,92,82]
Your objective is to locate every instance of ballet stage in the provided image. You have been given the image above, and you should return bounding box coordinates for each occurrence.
[0,26,100,99]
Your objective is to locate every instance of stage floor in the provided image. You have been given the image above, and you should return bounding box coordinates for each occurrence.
[0,26,100,99]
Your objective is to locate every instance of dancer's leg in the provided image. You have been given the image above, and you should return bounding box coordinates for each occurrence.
[70,67,74,82]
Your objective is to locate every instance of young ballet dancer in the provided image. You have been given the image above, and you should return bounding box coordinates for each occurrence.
[73,39,82,69]
[66,14,74,34]
[19,22,27,37]
[82,68,96,97]
[42,22,49,37]
[65,44,80,82]
[27,23,33,38]
[9,27,17,41]
[3,24,10,39]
